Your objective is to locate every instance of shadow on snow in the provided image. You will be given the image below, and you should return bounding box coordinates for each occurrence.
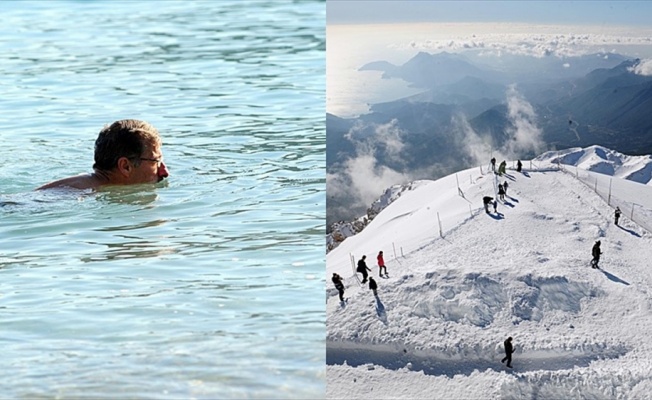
[617,224,641,238]
[326,345,627,378]
[600,269,630,286]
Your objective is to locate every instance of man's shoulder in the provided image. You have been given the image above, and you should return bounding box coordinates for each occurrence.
[37,174,102,190]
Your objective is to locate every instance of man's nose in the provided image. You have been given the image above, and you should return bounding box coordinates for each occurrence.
[158,161,169,178]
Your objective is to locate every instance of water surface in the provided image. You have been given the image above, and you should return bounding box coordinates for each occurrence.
[0,1,325,398]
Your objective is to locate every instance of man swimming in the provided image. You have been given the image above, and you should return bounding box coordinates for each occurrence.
[38,119,169,190]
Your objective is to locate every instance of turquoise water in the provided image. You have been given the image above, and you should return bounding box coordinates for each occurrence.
[0,1,325,398]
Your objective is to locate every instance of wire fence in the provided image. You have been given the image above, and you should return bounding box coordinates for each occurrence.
[557,164,652,235]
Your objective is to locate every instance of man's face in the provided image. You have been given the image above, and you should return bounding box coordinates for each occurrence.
[129,142,169,184]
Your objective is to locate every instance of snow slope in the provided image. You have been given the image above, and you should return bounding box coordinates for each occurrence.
[327,145,652,254]
[326,161,652,399]
[537,145,652,185]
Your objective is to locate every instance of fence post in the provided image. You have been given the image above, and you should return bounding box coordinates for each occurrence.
[350,253,355,276]
[594,178,598,193]
[469,204,472,217]
[607,178,612,205]
[400,247,404,257]
[437,212,443,238]
[631,203,635,220]
[392,242,397,259]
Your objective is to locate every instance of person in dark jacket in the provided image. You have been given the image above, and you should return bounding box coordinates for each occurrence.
[357,255,371,283]
[483,196,493,214]
[591,240,602,269]
[614,207,622,225]
[377,251,387,277]
[490,157,496,172]
[516,160,522,172]
[498,160,507,175]
[369,277,378,296]
[501,336,514,368]
[332,273,345,302]
[498,184,505,201]
[503,181,509,196]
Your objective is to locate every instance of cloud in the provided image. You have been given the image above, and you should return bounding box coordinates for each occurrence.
[373,119,406,161]
[387,24,652,59]
[503,85,545,157]
[451,114,492,166]
[628,59,652,76]
[330,119,412,220]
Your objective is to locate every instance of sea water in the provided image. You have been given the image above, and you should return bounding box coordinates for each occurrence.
[0,1,325,398]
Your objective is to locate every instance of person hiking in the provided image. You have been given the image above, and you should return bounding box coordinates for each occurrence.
[591,240,602,269]
[369,277,378,296]
[483,196,493,214]
[498,160,507,175]
[498,183,505,201]
[516,160,522,173]
[357,255,371,283]
[503,181,509,196]
[332,273,345,302]
[490,157,496,172]
[377,251,387,277]
[493,200,498,214]
[501,337,514,368]
[614,207,622,225]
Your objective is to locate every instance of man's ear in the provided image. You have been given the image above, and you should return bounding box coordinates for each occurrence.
[116,157,132,177]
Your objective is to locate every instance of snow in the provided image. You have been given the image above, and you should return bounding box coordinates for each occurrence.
[536,145,652,185]
[326,148,652,399]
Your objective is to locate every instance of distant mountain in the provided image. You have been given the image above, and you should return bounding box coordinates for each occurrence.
[360,51,502,88]
[468,60,652,154]
[326,113,356,167]
[358,60,398,76]
[359,51,629,90]
[464,51,629,83]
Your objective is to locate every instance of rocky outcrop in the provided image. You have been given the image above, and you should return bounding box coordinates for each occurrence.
[326,183,412,253]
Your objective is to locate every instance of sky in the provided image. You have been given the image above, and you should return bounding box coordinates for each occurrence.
[327,1,652,27]
[326,147,652,398]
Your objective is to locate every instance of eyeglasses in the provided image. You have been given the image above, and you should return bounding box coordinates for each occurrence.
[139,157,163,166]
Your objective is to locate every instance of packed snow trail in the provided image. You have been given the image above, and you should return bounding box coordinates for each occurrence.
[327,166,652,399]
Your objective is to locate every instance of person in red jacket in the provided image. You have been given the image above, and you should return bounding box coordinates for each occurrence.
[377,251,387,277]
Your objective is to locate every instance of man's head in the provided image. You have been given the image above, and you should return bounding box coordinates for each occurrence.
[93,119,169,184]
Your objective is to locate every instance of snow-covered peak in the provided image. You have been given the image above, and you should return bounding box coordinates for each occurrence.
[536,145,652,184]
